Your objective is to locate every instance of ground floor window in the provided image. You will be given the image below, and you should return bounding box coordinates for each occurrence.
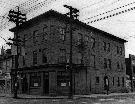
[30,72,41,87]
[57,71,69,87]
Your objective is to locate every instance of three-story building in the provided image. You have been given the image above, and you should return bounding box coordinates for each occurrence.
[10,10,127,95]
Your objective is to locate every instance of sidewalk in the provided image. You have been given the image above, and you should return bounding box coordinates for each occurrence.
[0,92,135,99]
[74,92,135,99]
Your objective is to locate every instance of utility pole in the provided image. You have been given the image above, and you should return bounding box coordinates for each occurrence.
[63,5,79,99]
[8,6,26,98]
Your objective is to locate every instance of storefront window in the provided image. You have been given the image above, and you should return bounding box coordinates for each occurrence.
[57,71,69,87]
[30,73,41,87]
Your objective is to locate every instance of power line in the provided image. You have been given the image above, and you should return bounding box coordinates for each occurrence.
[81,0,107,10]
[81,0,122,12]
[82,1,135,22]
[88,6,135,23]
[0,0,56,32]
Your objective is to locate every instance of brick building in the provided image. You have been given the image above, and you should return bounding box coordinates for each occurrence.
[0,48,12,93]
[125,54,135,92]
[10,10,127,95]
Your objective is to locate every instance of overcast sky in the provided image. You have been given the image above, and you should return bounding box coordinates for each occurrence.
[0,0,135,57]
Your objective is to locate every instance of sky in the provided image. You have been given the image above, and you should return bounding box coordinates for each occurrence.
[0,0,135,57]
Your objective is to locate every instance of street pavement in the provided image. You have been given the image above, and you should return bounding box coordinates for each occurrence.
[0,92,135,104]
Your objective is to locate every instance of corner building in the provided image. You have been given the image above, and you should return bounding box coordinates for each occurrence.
[10,10,127,95]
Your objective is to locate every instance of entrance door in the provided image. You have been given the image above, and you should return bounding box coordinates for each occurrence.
[104,76,109,90]
[43,72,49,95]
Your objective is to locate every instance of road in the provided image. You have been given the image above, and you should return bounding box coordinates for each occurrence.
[0,95,135,104]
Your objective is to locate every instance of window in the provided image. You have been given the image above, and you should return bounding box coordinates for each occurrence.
[117,62,120,70]
[108,59,111,69]
[118,77,120,86]
[133,66,135,73]
[42,49,47,63]
[78,52,83,64]
[121,63,124,71]
[84,35,89,44]
[59,49,66,63]
[23,56,25,66]
[90,55,95,67]
[59,27,65,41]
[42,32,48,41]
[117,46,122,55]
[104,58,107,68]
[103,42,110,52]
[119,47,122,55]
[33,51,37,65]
[117,46,119,54]
[77,33,82,45]
[57,71,69,86]
[33,30,38,44]
[30,73,41,87]
[122,77,124,87]
[96,77,99,84]
[103,42,106,51]
[113,77,114,86]
[42,27,48,40]
[107,43,110,52]
[91,37,95,49]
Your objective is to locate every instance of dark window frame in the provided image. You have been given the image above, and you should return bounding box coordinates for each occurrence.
[42,48,47,63]
[33,50,37,65]
[33,30,38,44]
[30,73,41,87]
[96,76,100,84]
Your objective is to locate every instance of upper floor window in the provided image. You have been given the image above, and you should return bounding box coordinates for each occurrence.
[117,77,120,87]
[119,47,122,55]
[78,52,83,64]
[33,50,37,65]
[108,59,111,69]
[95,77,99,84]
[113,77,114,86]
[133,66,135,74]
[104,58,107,68]
[104,58,111,69]
[59,27,65,41]
[117,62,120,69]
[59,49,66,63]
[117,46,122,55]
[107,43,110,52]
[103,42,110,52]
[103,42,106,51]
[122,77,124,87]
[91,37,95,49]
[121,63,124,71]
[77,33,82,46]
[33,30,38,44]
[84,35,89,45]
[42,49,47,63]
[23,56,25,66]
[90,54,95,67]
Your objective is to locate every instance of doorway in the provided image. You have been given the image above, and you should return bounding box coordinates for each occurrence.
[43,72,49,95]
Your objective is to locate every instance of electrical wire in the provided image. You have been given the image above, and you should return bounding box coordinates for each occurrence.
[88,6,135,23]
[0,0,56,32]
[82,1,135,22]
[81,0,107,10]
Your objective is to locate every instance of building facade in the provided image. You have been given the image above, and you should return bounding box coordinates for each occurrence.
[10,10,127,95]
[0,48,12,94]
[126,54,135,92]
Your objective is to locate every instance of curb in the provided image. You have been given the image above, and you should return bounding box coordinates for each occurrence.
[74,93,135,99]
